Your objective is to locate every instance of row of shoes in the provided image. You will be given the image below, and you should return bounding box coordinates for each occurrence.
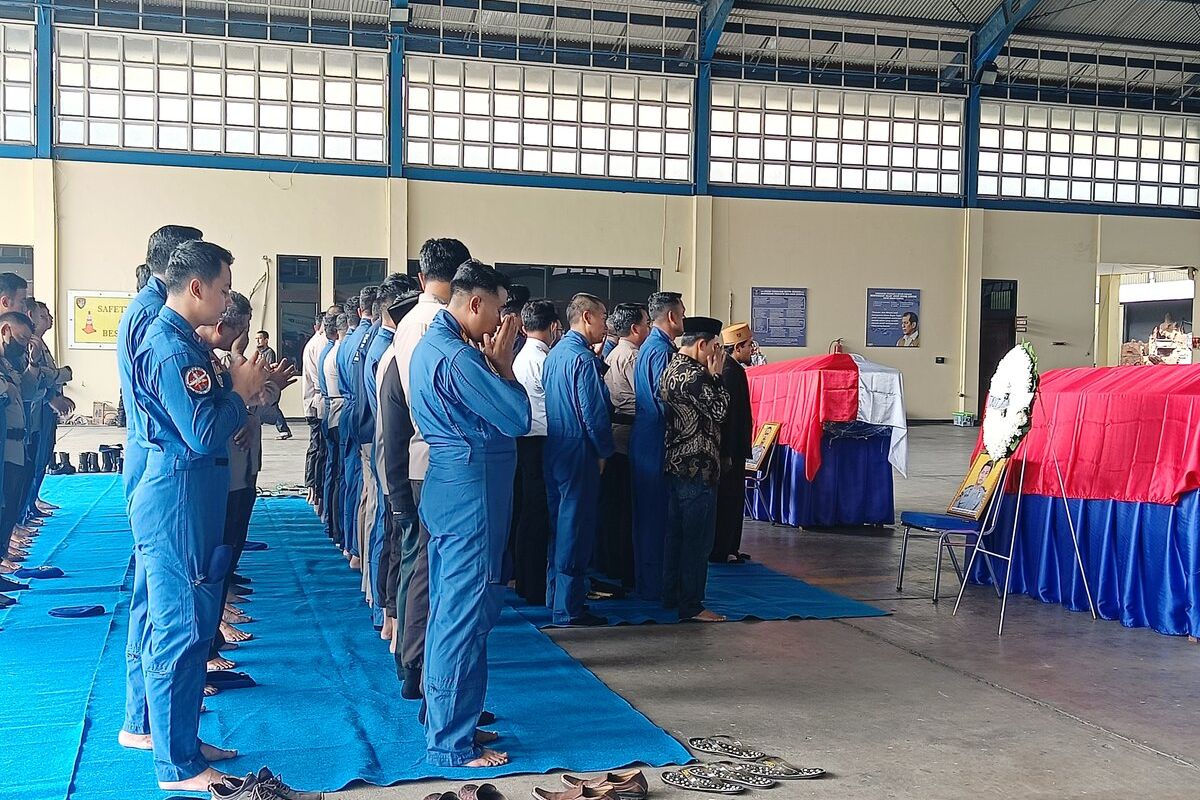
[47,444,125,475]
[530,770,648,800]
[209,767,322,799]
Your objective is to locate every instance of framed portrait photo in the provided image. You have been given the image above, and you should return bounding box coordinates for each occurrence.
[745,422,782,473]
[947,454,1007,520]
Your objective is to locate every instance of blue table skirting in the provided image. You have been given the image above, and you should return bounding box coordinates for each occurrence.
[746,432,895,528]
[969,489,1200,638]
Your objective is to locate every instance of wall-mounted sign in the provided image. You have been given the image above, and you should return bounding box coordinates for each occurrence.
[1015,315,1029,333]
[751,287,807,347]
[866,288,922,347]
[68,291,135,350]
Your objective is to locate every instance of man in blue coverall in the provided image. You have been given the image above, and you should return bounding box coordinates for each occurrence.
[116,224,202,753]
[120,240,269,791]
[409,260,530,768]
[629,291,686,601]
[543,292,614,626]
[336,294,370,565]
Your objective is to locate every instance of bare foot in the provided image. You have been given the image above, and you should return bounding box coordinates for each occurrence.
[349,555,361,570]
[475,729,499,745]
[207,657,235,671]
[694,609,726,623]
[464,748,508,767]
[0,558,19,572]
[118,730,152,750]
[218,640,239,652]
[159,766,229,792]
[204,684,220,697]
[225,603,245,616]
[380,617,394,640]
[389,623,399,654]
[200,742,238,761]
[222,611,251,625]
[220,622,252,642]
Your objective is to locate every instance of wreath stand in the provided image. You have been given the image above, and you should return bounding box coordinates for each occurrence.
[952,391,1097,636]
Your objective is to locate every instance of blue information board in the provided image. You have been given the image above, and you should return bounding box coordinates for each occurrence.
[866,288,921,348]
[751,287,808,347]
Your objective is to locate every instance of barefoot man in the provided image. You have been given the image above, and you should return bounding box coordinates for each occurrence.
[408,260,531,767]
[120,240,268,791]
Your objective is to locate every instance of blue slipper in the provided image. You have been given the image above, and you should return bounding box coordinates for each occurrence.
[13,566,65,579]
[206,670,256,690]
[49,605,106,618]
[242,541,268,552]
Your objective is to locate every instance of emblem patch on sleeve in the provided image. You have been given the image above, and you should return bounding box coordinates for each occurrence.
[183,366,212,396]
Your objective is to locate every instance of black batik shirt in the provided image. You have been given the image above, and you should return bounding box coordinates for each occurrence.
[661,352,730,486]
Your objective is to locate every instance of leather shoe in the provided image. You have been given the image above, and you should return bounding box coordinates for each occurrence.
[562,770,647,800]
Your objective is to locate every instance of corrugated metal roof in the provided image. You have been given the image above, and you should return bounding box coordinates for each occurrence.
[1017,0,1200,48]
[729,0,993,26]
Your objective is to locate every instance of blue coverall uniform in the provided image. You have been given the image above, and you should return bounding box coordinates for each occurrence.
[126,305,244,782]
[629,326,675,601]
[362,323,393,626]
[409,309,531,766]
[542,330,615,624]
[117,274,169,740]
[336,318,370,553]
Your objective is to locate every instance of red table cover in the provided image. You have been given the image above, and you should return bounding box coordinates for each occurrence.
[746,354,859,480]
[977,365,1200,505]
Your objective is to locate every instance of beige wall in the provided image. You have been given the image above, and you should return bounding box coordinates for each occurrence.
[48,160,388,415]
[8,156,1200,420]
[711,197,965,419]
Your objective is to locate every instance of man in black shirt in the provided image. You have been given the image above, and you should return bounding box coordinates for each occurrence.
[254,330,291,439]
[711,322,754,564]
[660,316,730,622]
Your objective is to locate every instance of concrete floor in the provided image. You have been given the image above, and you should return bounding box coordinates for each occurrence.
[57,424,1200,799]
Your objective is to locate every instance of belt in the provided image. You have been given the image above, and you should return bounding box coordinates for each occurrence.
[145,452,230,469]
[6,429,24,440]
[611,413,636,425]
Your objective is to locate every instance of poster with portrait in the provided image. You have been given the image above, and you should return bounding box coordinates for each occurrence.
[947,454,1007,520]
[867,288,921,348]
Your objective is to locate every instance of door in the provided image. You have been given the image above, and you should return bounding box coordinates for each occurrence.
[978,279,1018,418]
[277,255,321,374]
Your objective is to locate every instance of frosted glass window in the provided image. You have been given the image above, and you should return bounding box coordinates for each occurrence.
[55,30,387,162]
[404,56,692,181]
[710,83,962,194]
[977,100,1197,209]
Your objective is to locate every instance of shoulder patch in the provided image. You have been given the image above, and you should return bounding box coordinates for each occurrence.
[183,365,212,396]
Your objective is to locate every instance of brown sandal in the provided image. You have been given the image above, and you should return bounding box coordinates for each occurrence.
[459,785,506,800]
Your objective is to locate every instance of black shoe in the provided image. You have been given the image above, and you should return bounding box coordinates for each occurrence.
[216,767,322,800]
[0,593,16,608]
[400,666,422,701]
[478,710,496,726]
[566,612,607,627]
[0,577,29,592]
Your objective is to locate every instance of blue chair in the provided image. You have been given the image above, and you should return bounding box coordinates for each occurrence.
[896,479,1004,604]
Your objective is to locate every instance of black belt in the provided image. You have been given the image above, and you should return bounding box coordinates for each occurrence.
[6,429,23,441]
[216,458,229,466]
[611,413,636,425]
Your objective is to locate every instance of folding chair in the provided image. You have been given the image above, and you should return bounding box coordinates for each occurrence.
[895,461,1007,603]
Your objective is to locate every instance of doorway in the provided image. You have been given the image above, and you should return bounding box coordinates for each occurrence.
[277,255,321,373]
[978,279,1018,418]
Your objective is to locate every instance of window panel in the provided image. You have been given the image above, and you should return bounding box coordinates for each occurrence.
[977,100,1197,209]
[54,30,386,162]
[403,55,691,182]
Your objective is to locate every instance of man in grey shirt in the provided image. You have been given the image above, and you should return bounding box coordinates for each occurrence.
[254,330,291,439]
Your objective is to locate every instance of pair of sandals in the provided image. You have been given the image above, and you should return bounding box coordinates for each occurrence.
[661,736,825,794]
[423,784,505,800]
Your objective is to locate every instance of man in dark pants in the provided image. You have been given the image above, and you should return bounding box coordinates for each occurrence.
[600,302,648,587]
[711,322,754,564]
[661,316,730,623]
[0,312,34,578]
[317,314,347,544]
[301,314,326,509]
[254,330,291,440]
[510,298,559,604]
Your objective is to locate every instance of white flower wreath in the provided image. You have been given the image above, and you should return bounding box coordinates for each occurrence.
[982,342,1039,461]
